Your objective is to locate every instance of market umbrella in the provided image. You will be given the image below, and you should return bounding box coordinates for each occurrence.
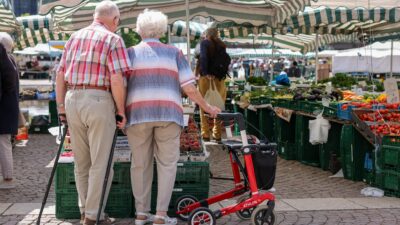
[39,0,312,32]
[0,0,20,32]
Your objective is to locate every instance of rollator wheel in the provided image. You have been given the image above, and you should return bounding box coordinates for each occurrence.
[251,205,276,225]
[188,207,216,225]
[235,195,256,220]
[175,195,199,221]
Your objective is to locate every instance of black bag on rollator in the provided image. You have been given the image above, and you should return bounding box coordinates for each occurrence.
[251,143,277,190]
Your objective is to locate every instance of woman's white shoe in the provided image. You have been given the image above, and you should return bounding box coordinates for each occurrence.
[134,212,154,225]
[153,215,177,225]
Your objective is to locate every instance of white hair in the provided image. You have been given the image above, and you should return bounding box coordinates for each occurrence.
[94,0,119,18]
[0,32,13,53]
[136,9,168,38]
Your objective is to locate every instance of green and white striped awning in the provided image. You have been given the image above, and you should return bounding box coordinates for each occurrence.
[0,0,20,32]
[228,48,303,58]
[223,33,357,53]
[16,28,70,49]
[284,6,400,36]
[17,15,53,30]
[40,0,312,32]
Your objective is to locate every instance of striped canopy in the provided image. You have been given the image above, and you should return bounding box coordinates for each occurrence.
[286,6,400,35]
[0,0,20,32]
[16,28,70,49]
[228,48,303,58]
[17,15,53,30]
[222,33,357,53]
[39,0,311,32]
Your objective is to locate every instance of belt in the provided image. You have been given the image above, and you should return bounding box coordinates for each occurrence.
[67,85,110,91]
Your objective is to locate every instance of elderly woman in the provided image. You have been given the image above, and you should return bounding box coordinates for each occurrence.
[126,9,220,225]
[0,32,18,189]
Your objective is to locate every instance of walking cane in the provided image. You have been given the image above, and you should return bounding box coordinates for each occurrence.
[36,116,68,225]
[95,115,123,225]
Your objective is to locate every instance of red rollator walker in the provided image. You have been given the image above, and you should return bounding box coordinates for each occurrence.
[175,112,277,225]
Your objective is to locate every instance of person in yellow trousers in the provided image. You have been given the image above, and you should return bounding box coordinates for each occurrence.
[197,28,228,142]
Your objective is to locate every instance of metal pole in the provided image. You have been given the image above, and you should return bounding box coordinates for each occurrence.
[185,0,191,67]
[270,33,275,82]
[390,39,394,77]
[315,32,319,83]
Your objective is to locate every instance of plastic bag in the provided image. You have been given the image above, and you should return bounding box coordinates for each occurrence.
[309,113,331,145]
[204,79,225,110]
[275,74,290,86]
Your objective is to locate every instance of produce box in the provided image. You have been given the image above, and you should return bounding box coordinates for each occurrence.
[55,162,133,219]
[380,136,400,171]
[295,115,320,167]
[337,103,355,120]
[375,170,400,197]
[340,125,375,181]
[258,108,275,142]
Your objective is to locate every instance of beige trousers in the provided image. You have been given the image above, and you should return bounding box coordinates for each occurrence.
[65,89,116,220]
[198,76,227,139]
[0,134,13,179]
[126,122,181,213]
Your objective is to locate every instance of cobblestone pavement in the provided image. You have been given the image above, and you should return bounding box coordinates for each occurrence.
[1,134,400,225]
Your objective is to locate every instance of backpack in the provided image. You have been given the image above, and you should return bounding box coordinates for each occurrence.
[209,45,231,80]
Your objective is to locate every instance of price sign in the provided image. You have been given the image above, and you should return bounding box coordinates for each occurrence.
[384,78,400,103]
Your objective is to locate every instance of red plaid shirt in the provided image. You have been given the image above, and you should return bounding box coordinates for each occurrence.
[58,21,130,87]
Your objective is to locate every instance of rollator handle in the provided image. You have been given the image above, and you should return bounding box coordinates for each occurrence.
[217,112,246,131]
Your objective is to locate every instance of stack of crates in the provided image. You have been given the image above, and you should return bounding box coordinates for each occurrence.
[275,115,297,160]
[151,161,209,216]
[258,108,275,142]
[48,100,58,127]
[295,115,320,167]
[245,109,259,136]
[340,125,374,181]
[55,162,133,219]
[319,122,343,171]
[376,136,400,197]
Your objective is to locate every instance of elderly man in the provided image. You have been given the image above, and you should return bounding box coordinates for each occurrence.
[55,1,130,224]
[0,32,18,189]
[126,9,220,225]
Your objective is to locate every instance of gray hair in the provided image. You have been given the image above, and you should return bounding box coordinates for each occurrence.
[0,32,14,53]
[94,0,119,18]
[136,9,168,39]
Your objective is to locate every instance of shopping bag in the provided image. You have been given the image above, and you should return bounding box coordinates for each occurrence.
[309,113,330,145]
[204,79,225,110]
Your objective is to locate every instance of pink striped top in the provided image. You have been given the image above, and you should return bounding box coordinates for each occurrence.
[58,21,131,87]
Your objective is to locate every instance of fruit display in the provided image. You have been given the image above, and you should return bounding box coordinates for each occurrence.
[353,109,400,138]
[180,117,202,152]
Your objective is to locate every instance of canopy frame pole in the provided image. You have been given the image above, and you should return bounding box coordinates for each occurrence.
[315,29,319,83]
[270,32,275,82]
[390,39,394,77]
[185,0,191,67]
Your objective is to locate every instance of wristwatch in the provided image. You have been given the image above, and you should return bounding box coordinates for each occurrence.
[57,103,65,108]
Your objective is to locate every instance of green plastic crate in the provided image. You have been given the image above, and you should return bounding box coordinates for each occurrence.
[319,123,343,171]
[258,108,275,142]
[274,115,296,144]
[245,109,260,136]
[150,187,209,216]
[48,100,58,126]
[56,162,132,192]
[376,170,400,192]
[381,136,400,170]
[153,162,209,189]
[340,125,374,181]
[56,187,133,219]
[277,142,297,160]
[295,115,320,167]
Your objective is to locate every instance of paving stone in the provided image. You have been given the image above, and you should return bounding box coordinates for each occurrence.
[0,203,12,214]
[347,197,400,209]
[283,198,366,211]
